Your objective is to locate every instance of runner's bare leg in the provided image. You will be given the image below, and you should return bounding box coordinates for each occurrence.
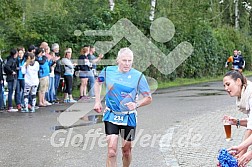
[122,140,132,167]
[106,135,118,167]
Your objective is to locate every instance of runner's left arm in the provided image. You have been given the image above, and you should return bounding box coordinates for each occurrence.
[135,74,152,109]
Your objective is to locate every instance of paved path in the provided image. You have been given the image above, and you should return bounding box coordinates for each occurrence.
[170,106,247,167]
[1,79,252,167]
[152,81,251,167]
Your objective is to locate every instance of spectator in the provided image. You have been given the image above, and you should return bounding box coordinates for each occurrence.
[25,45,36,110]
[22,53,40,112]
[61,48,77,103]
[223,71,252,160]
[28,45,36,54]
[78,46,92,99]
[88,46,103,98]
[45,49,57,103]
[52,43,61,101]
[40,42,49,51]
[0,53,4,111]
[36,47,51,107]
[4,49,18,112]
[15,48,26,111]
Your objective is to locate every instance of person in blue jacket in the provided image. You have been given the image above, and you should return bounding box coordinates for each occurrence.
[15,48,26,111]
[35,47,51,107]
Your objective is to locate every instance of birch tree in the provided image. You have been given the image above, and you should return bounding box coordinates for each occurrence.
[234,0,239,30]
[149,0,156,21]
[109,0,115,11]
[220,0,252,30]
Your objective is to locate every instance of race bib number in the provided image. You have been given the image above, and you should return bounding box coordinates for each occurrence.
[111,112,129,125]
[114,115,124,121]
[233,65,239,70]
[102,109,137,127]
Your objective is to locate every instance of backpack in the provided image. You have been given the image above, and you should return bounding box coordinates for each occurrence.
[61,64,65,75]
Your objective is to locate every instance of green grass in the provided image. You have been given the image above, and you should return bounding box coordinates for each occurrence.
[157,77,222,89]
[157,71,252,89]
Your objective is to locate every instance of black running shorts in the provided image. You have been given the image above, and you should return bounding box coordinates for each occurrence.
[104,121,136,141]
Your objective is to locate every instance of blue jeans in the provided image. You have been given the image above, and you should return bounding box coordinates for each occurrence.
[46,76,55,102]
[0,82,4,109]
[88,74,95,97]
[7,79,17,108]
[15,79,25,106]
[54,74,61,99]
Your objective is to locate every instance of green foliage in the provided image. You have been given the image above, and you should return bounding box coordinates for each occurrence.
[183,22,223,77]
[1,0,252,82]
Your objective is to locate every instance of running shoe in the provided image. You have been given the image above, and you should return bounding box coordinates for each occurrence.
[69,99,77,103]
[7,107,18,112]
[30,107,35,113]
[17,104,22,111]
[63,99,69,103]
[21,108,29,113]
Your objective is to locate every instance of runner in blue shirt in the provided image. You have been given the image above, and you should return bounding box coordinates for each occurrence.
[94,47,152,167]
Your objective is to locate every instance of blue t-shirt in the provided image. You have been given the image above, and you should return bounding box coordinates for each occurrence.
[17,57,25,79]
[98,66,151,126]
[88,54,97,69]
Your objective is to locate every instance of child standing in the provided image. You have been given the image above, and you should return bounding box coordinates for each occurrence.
[21,53,40,112]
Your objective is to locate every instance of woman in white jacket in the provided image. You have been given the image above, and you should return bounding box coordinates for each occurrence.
[21,52,40,112]
[223,70,252,166]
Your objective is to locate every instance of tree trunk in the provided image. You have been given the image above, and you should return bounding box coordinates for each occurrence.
[22,12,25,24]
[109,0,115,11]
[149,0,156,21]
[235,0,239,30]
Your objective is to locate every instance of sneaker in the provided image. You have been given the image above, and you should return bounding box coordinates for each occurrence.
[28,104,32,110]
[30,107,35,113]
[45,101,52,106]
[68,99,77,103]
[52,100,59,104]
[91,96,96,99]
[21,108,29,113]
[7,107,18,112]
[17,104,22,111]
[63,99,69,103]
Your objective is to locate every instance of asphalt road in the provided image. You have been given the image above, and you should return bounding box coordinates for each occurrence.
[0,79,238,167]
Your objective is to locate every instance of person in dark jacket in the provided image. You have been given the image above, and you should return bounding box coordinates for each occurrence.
[78,45,92,99]
[0,54,5,111]
[4,49,18,112]
[52,43,61,101]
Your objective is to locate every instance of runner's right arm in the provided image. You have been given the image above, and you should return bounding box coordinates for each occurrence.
[94,78,103,113]
[225,56,233,68]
